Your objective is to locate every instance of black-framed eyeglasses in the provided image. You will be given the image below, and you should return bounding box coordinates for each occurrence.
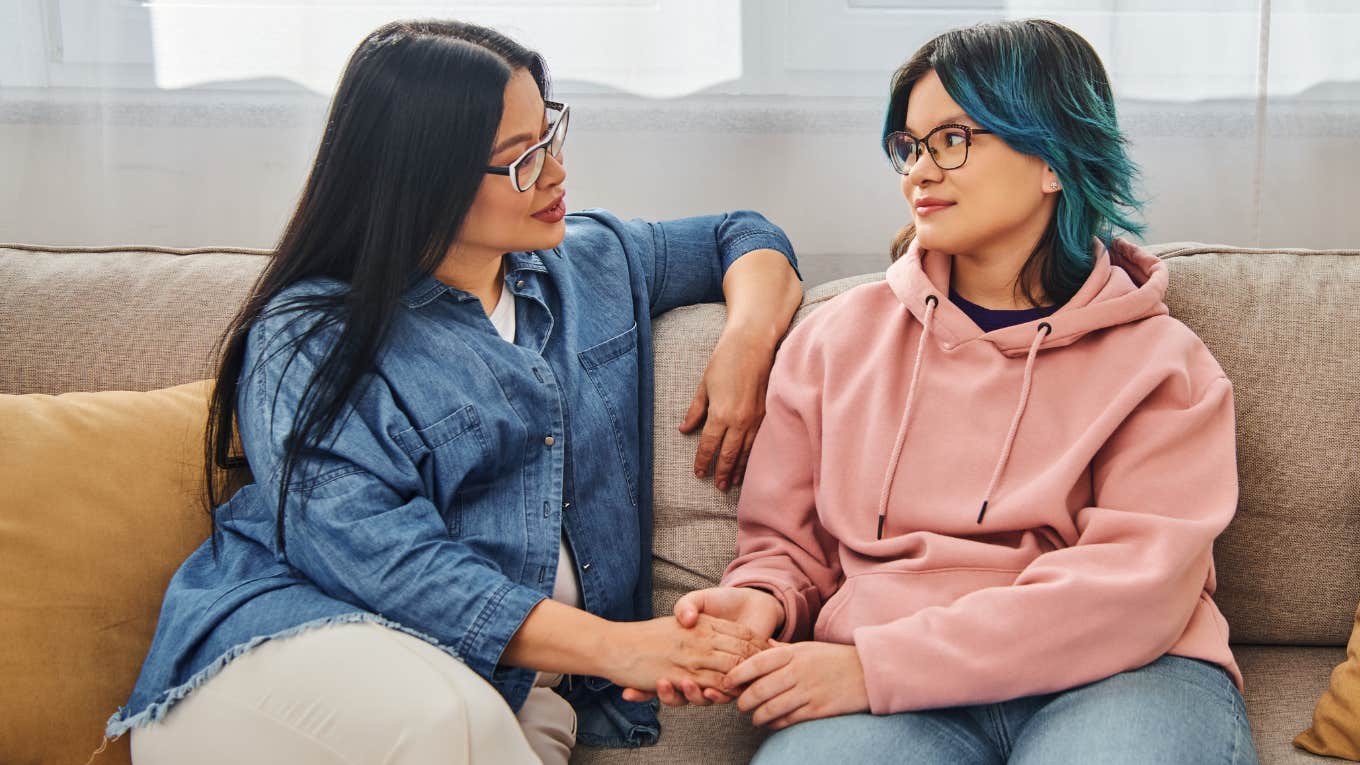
[485,100,569,192]
[883,123,993,174]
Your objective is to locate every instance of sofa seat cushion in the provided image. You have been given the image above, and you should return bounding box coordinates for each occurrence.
[1237,646,1347,764]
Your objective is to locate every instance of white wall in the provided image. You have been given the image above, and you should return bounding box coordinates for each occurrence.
[3,0,1358,286]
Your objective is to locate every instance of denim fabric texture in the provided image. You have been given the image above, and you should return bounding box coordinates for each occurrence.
[752,655,1259,764]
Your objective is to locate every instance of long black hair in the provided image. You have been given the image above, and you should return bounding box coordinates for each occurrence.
[205,20,549,554]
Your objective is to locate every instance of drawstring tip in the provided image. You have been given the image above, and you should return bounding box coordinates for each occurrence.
[876,514,886,540]
[976,501,989,524]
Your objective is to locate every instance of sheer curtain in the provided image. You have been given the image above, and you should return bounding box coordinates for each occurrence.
[2,0,1356,284]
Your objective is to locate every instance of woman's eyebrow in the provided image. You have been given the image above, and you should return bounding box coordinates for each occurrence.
[491,118,552,156]
[492,132,534,155]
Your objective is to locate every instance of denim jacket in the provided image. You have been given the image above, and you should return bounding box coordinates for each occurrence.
[107,209,797,747]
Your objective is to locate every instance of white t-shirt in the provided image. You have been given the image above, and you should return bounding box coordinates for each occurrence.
[486,280,583,612]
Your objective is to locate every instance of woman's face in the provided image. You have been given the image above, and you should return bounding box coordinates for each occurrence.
[901,69,1058,260]
[457,68,568,260]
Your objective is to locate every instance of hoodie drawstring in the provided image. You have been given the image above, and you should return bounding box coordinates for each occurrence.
[875,312,1053,538]
[976,321,1052,524]
[876,295,937,540]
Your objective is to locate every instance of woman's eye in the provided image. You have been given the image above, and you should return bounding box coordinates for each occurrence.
[943,131,967,148]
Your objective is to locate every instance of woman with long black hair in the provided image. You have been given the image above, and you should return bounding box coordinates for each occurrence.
[105,20,801,764]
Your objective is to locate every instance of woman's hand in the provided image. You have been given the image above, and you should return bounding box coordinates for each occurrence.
[604,615,762,697]
[680,324,778,492]
[681,247,802,493]
[723,640,870,729]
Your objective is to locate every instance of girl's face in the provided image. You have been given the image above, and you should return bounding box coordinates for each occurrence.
[901,70,1060,261]
[456,68,568,260]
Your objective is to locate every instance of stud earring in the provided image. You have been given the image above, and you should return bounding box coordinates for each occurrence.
[1050,181,1060,190]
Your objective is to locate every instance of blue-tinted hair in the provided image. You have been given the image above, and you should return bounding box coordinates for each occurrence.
[884,19,1144,305]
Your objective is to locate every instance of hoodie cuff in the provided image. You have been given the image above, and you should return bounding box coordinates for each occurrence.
[852,621,936,715]
[719,573,814,642]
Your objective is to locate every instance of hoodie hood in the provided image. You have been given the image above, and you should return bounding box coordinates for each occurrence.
[875,236,1170,530]
[885,237,1169,357]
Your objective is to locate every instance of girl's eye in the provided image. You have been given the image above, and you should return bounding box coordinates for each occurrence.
[943,131,967,148]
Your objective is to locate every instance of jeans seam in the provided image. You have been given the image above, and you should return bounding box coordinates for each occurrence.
[918,714,997,763]
[1229,712,1239,765]
[987,704,1013,755]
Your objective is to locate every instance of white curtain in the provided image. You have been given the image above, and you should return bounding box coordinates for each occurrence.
[2,0,1356,284]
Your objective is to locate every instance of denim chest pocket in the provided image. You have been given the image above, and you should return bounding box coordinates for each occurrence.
[578,322,641,507]
[390,404,487,537]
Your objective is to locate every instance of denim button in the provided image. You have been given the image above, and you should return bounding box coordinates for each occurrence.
[581,562,592,571]
[563,501,571,510]
[544,435,555,446]
[516,280,525,288]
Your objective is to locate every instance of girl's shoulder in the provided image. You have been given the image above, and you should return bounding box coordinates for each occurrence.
[788,277,899,343]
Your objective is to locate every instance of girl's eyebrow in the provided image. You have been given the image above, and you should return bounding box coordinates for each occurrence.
[904,113,973,136]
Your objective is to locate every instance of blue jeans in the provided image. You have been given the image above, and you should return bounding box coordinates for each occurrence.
[751,655,1258,765]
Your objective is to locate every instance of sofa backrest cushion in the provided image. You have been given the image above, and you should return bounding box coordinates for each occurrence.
[0,246,267,395]
[4,242,1357,647]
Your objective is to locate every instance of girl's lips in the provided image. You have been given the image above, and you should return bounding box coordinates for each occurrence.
[915,202,955,217]
[532,195,566,223]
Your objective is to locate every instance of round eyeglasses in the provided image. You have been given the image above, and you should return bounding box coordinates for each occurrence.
[883,123,993,174]
[485,100,569,192]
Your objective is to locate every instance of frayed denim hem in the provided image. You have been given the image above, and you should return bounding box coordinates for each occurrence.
[102,611,458,741]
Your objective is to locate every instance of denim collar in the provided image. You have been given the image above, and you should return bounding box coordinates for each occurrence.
[401,250,554,310]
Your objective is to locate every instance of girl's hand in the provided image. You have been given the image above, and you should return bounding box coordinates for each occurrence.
[723,640,870,729]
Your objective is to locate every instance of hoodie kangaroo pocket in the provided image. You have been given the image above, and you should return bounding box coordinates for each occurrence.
[812,578,859,643]
[814,568,1022,644]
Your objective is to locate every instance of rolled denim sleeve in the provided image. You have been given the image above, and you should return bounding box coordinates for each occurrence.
[575,208,799,317]
[238,313,545,696]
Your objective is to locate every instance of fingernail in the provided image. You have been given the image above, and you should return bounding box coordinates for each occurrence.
[718,481,729,491]
[695,470,705,478]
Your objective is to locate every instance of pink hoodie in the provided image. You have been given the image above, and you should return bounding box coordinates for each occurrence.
[721,238,1242,714]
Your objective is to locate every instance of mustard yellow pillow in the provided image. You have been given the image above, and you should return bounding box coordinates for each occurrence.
[0,381,243,765]
[1296,601,1360,760]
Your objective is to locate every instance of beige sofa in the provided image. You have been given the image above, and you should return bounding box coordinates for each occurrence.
[1,241,1356,765]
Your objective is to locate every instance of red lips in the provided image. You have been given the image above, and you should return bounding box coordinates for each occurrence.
[531,194,566,223]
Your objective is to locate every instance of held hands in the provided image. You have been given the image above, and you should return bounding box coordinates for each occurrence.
[605,614,762,700]
[623,587,783,706]
[622,587,872,730]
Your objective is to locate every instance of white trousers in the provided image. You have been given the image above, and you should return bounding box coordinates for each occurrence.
[130,621,575,765]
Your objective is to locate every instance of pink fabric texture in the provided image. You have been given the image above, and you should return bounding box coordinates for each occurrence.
[721,238,1242,715]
